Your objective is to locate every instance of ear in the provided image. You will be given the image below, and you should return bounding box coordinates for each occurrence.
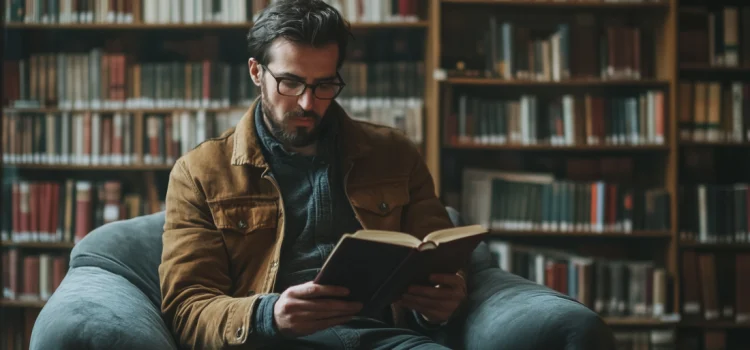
[248,58,262,86]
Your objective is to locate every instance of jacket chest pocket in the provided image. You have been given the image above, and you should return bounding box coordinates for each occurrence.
[207,196,279,235]
[348,179,410,231]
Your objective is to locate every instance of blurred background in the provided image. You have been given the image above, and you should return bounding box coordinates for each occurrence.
[1,0,749,349]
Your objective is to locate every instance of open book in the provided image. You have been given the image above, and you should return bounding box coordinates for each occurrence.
[313,225,487,317]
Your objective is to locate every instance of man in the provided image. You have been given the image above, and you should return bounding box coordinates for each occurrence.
[159,0,466,348]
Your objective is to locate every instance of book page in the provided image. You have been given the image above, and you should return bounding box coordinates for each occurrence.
[351,230,422,248]
[423,224,487,244]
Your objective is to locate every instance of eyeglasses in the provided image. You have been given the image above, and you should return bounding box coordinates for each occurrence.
[261,64,346,100]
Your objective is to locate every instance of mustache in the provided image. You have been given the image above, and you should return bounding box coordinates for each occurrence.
[285,109,321,120]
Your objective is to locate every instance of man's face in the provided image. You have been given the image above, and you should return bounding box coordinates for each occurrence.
[249,39,340,148]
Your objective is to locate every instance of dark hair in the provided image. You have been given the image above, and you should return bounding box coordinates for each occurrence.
[247,0,352,68]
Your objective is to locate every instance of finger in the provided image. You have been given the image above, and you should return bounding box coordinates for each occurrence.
[406,285,459,300]
[287,282,350,299]
[429,273,465,288]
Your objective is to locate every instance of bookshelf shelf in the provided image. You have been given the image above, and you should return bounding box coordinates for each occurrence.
[490,230,672,238]
[444,144,670,152]
[4,21,430,30]
[443,77,670,87]
[3,164,174,171]
[679,141,750,148]
[604,317,678,327]
[679,321,750,329]
[2,107,248,114]
[0,241,76,249]
[0,299,46,309]
[680,64,750,73]
[442,0,669,9]
[679,242,750,250]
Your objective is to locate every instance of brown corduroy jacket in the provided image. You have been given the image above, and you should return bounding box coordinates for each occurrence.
[158,98,454,349]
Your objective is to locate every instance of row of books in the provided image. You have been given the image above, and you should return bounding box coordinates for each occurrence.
[462,168,671,234]
[488,242,669,318]
[613,331,674,350]
[2,52,426,109]
[4,0,422,24]
[1,103,422,166]
[0,179,160,243]
[1,309,37,350]
[3,54,258,109]
[2,250,67,303]
[451,16,654,81]
[445,92,666,148]
[2,110,226,166]
[679,184,750,244]
[680,7,750,68]
[678,81,750,144]
[681,252,750,324]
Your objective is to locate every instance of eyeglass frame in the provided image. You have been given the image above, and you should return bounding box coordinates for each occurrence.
[260,64,346,100]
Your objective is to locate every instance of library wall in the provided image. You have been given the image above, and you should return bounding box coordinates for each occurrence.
[2,0,750,349]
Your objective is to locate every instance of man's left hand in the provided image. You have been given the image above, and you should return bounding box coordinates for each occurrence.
[397,273,467,324]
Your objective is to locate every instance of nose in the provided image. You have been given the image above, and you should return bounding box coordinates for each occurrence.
[298,87,315,111]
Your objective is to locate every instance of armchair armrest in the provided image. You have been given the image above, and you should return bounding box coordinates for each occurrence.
[456,267,615,350]
[30,266,178,350]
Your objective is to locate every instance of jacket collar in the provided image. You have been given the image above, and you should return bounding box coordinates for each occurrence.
[231,97,372,167]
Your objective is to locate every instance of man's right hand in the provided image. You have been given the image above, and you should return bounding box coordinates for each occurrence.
[273,281,363,337]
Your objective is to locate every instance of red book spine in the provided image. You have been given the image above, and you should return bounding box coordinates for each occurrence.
[50,183,60,241]
[29,183,38,240]
[74,182,92,243]
[22,255,40,300]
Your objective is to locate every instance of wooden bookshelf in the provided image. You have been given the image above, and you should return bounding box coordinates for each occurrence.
[4,21,430,30]
[679,64,750,73]
[2,107,249,114]
[491,230,672,238]
[0,299,46,309]
[680,141,750,148]
[0,241,75,249]
[442,0,670,9]
[4,164,174,171]
[604,317,679,327]
[679,242,750,250]
[679,321,750,329]
[443,77,670,87]
[444,144,670,152]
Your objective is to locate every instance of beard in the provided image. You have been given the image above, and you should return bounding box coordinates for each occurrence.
[260,86,323,148]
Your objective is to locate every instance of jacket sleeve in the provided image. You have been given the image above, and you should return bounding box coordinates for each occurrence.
[159,159,275,349]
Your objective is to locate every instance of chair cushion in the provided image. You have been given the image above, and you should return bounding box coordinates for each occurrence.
[70,211,166,309]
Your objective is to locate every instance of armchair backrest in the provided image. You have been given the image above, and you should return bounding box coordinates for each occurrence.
[70,211,166,309]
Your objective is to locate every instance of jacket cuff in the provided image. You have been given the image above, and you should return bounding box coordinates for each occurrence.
[411,309,448,330]
[253,294,281,338]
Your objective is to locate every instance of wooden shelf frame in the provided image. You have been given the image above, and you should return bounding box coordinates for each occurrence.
[444,144,670,152]
[0,241,75,249]
[491,230,672,238]
[442,0,670,9]
[3,164,174,171]
[0,299,47,308]
[4,21,430,30]
[442,77,670,87]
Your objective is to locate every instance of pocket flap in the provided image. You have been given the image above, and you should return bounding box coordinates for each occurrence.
[207,196,278,234]
[349,180,410,216]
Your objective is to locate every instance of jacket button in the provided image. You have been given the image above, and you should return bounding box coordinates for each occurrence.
[379,202,389,212]
[247,290,255,296]
[235,326,243,339]
[237,220,247,229]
